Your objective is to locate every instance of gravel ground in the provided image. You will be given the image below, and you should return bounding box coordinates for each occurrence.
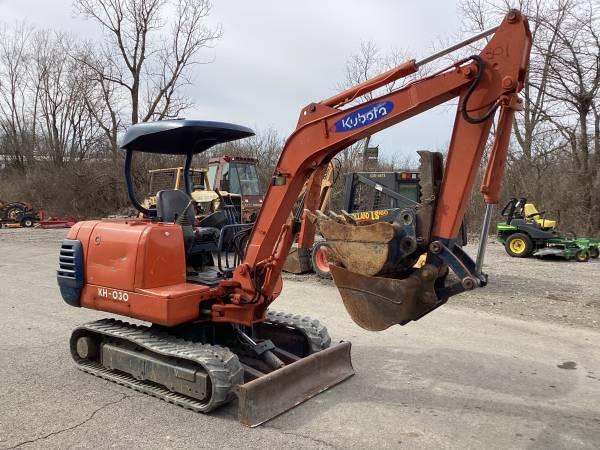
[285,238,600,330]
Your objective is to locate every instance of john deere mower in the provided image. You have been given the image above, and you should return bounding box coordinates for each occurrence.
[496,197,599,262]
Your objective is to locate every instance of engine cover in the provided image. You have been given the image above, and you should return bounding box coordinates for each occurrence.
[60,220,214,325]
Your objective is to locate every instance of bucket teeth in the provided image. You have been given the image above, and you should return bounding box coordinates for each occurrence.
[339,210,357,224]
[326,210,347,223]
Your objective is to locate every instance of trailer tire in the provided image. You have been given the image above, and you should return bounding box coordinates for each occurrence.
[505,233,533,257]
[311,241,332,279]
[21,218,34,228]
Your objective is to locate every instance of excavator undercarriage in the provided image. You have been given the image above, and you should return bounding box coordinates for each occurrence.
[70,312,352,426]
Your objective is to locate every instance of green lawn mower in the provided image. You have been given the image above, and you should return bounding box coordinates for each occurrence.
[496,198,599,262]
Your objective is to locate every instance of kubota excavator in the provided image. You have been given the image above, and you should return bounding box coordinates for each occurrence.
[57,10,531,427]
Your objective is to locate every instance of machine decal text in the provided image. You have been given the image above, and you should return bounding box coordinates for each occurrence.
[97,287,129,302]
[334,101,394,132]
[350,209,390,222]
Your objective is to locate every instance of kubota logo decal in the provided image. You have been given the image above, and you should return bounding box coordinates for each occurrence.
[334,101,394,132]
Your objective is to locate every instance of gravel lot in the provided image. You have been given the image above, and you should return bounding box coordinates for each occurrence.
[0,228,599,449]
[286,236,600,330]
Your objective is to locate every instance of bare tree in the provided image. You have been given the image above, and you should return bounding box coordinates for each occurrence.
[458,0,600,234]
[74,0,222,159]
[340,40,421,103]
[338,41,420,172]
[540,1,600,231]
[0,23,38,171]
[30,31,103,166]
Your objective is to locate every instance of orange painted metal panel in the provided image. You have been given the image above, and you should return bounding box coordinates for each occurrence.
[85,222,144,291]
[135,223,187,289]
[73,219,213,325]
[80,283,210,326]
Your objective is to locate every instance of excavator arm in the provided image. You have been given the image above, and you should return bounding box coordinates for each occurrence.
[213,10,531,328]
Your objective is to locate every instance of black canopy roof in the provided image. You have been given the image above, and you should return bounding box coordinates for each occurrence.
[120,120,255,155]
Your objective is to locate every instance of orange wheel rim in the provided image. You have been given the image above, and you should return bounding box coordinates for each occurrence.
[315,246,330,272]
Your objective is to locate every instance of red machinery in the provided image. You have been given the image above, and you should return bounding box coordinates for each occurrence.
[57,11,531,426]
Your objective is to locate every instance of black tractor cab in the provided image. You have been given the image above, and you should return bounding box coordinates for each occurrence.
[120,119,256,280]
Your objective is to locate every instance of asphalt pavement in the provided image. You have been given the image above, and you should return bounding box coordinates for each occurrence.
[0,229,599,449]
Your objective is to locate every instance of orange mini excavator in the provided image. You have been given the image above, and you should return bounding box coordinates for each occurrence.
[57,11,531,426]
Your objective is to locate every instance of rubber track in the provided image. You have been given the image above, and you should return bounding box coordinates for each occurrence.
[71,318,244,413]
[265,310,332,353]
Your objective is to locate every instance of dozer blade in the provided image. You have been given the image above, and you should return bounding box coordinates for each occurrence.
[237,341,354,427]
[330,264,440,331]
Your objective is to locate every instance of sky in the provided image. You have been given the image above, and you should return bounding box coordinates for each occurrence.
[0,0,467,162]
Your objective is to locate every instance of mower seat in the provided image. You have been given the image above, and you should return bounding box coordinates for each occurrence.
[523,203,556,229]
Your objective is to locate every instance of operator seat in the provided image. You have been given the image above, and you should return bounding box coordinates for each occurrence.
[156,190,220,253]
[156,189,194,224]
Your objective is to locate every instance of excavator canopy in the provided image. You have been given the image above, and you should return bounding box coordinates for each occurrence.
[120,119,255,154]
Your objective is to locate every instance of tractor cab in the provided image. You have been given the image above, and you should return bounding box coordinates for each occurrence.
[207,156,263,222]
[121,119,256,278]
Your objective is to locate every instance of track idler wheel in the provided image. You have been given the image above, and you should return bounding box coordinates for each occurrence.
[329,263,441,331]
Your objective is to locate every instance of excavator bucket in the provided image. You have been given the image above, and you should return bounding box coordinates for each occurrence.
[237,341,354,426]
[313,151,445,330]
[314,214,442,331]
[329,264,440,331]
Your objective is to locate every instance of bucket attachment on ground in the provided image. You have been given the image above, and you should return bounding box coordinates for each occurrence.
[237,341,354,426]
[311,210,419,276]
[282,244,313,274]
[329,264,440,331]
